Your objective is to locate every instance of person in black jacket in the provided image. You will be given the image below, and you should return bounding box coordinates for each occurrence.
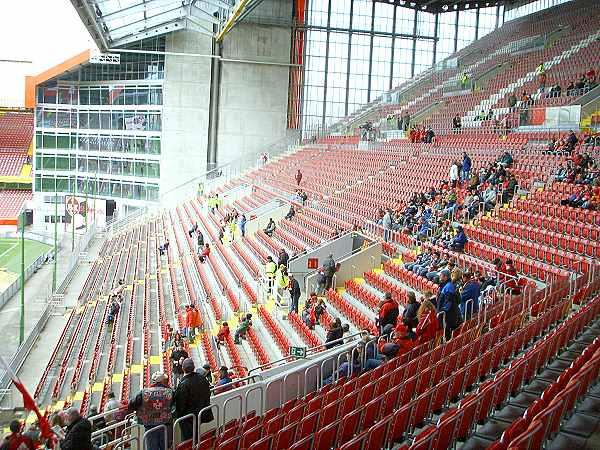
[402,291,420,333]
[325,318,349,349]
[60,407,93,450]
[289,274,301,314]
[170,344,189,386]
[277,249,289,268]
[174,358,213,441]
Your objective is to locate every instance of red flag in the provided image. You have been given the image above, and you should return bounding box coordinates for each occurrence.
[0,356,53,440]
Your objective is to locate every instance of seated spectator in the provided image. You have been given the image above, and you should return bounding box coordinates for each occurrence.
[264,218,276,237]
[215,366,233,388]
[459,271,480,319]
[324,346,363,384]
[405,250,431,273]
[507,93,517,110]
[376,293,400,335]
[284,205,295,220]
[452,114,462,133]
[498,151,513,167]
[499,259,521,295]
[425,252,447,282]
[482,185,497,211]
[554,164,567,181]
[325,318,344,349]
[234,314,252,344]
[301,295,316,329]
[547,83,561,97]
[216,322,230,346]
[565,130,578,154]
[314,297,327,324]
[448,225,467,252]
[378,318,416,359]
[424,126,435,143]
[199,243,210,263]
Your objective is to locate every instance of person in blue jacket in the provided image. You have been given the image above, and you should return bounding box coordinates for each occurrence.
[436,269,462,339]
[462,152,472,182]
[449,225,468,252]
[459,271,481,319]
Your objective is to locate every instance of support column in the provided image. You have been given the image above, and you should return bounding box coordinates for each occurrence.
[474,8,480,41]
[344,0,354,117]
[432,13,439,65]
[207,31,222,172]
[388,4,397,91]
[366,1,376,103]
[321,0,332,128]
[453,10,459,53]
[410,9,418,78]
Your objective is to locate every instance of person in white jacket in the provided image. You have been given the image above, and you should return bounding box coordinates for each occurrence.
[449,162,460,188]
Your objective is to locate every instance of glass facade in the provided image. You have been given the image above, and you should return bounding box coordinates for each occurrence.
[301,0,504,133]
[504,0,573,22]
[34,38,164,203]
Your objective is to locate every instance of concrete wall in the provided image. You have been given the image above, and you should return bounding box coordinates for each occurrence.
[216,0,293,171]
[161,30,213,200]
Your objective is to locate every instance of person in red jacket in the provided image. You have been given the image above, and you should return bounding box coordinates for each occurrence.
[216,322,230,347]
[295,169,303,186]
[415,296,439,344]
[199,243,210,263]
[377,293,399,335]
[190,305,201,339]
[1,420,35,450]
[500,259,520,295]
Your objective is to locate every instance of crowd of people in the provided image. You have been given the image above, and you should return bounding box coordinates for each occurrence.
[408,125,435,144]
[377,151,518,246]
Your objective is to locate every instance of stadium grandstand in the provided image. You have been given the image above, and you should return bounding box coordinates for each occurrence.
[0,0,599,449]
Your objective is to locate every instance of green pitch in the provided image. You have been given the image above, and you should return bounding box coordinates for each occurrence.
[0,238,52,275]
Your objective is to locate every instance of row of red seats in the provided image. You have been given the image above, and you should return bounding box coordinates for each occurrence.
[326,290,378,335]
[287,312,321,349]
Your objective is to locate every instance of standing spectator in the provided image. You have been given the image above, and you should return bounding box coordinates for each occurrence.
[322,254,337,290]
[234,314,253,344]
[507,93,517,110]
[183,305,193,338]
[459,271,481,319]
[424,126,435,143]
[265,256,276,294]
[288,274,301,314]
[59,408,93,450]
[295,169,303,186]
[238,214,246,238]
[452,114,462,133]
[196,229,204,252]
[190,305,201,341]
[382,208,393,242]
[277,248,290,268]
[449,161,459,188]
[416,295,439,343]
[462,152,472,182]
[128,372,173,450]
[377,293,399,335]
[436,270,459,339]
[402,291,420,330]
[174,359,213,442]
[1,420,35,450]
[170,344,188,386]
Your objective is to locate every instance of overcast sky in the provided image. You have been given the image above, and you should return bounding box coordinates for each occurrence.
[0,0,96,107]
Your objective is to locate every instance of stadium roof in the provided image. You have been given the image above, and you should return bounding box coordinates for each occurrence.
[372,1,523,14]
[70,0,267,50]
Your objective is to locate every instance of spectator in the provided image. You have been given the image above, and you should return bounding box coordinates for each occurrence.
[416,295,438,343]
[315,268,327,295]
[377,293,399,335]
[285,205,295,220]
[196,364,213,385]
[238,215,246,238]
[436,269,462,339]
[216,322,230,346]
[382,208,393,242]
[402,291,420,330]
[452,114,462,133]
[322,254,336,290]
[128,372,172,450]
[424,126,435,144]
[174,359,213,441]
[314,296,327,324]
[170,344,188,386]
[215,366,233,387]
[462,152,472,182]
[448,225,468,252]
[324,346,363,384]
[275,264,289,302]
[264,218,276,237]
[265,256,276,293]
[104,392,120,423]
[295,169,303,186]
[449,161,460,188]
[302,295,316,329]
[277,248,289,268]
[234,314,253,344]
[459,271,480,319]
[60,408,92,450]
[500,259,521,295]
[289,274,301,314]
[1,420,35,450]
[507,93,517,110]
[565,130,578,154]
[199,243,210,263]
[324,318,345,349]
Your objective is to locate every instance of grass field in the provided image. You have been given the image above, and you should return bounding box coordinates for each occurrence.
[0,238,52,275]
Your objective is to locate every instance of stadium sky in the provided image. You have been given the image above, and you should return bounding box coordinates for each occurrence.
[0,0,96,107]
